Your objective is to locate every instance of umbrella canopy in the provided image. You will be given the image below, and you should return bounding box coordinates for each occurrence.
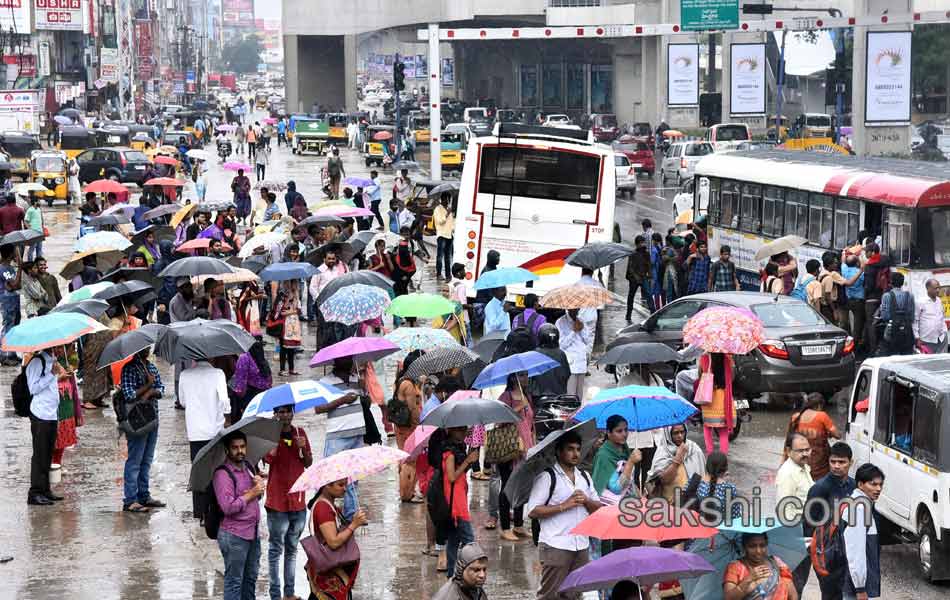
[88,214,131,228]
[0,229,44,247]
[572,387,698,430]
[49,298,110,319]
[198,200,237,213]
[662,129,685,138]
[321,284,391,325]
[343,176,374,188]
[425,182,461,197]
[675,208,694,225]
[473,267,539,291]
[1,313,108,352]
[306,241,358,266]
[186,149,213,161]
[103,203,137,217]
[14,182,49,195]
[242,380,345,417]
[315,270,393,305]
[176,238,234,253]
[144,177,186,187]
[754,234,808,261]
[346,230,378,256]
[97,323,168,368]
[192,267,259,287]
[259,262,317,282]
[392,160,420,171]
[298,214,346,228]
[222,161,253,171]
[372,130,393,141]
[100,266,162,289]
[57,281,114,305]
[290,446,408,493]
[240,255,269,274]
[314,205,373,218]
[472,330,508,363]
[157,256,235,278]
[401,425,437,461]
[566,242,635,271]
[142,203,184,221]
[595,342,681,366]
[74,231,132,253]
[559,547,714,594]
[253,180,287,191]
[169,203,198,227]
[571,500,717,542]
[386,293,456,319]
[153,155,179,167]
[420,397,520,429]
[502,419,599,507]
[310,336,401,367]
[683,306,765,355]
[472,351,559,389]
[188,416,282,491]
[92,279,155,302]
[402,346,481,380]
[83,179,127,195]
[384,327,459,354]
[155,318,256,363]
[54,114,74,125]
[540,283,614,309]
[238,231,286,258]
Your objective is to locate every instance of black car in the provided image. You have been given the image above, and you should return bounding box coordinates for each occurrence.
[469,118,493,137]
[609,292,856,397]
[75,147,152,185]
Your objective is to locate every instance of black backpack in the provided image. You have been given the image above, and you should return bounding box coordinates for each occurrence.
[531,467,592,546]
[386,377,412,428]
[882,291,914,347]
[426,465,455,531]
[12,354,45,418]
[204,461,256,540]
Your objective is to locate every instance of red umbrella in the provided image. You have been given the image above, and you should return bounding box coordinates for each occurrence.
[83,179,127,195]
[144,177,187,187]
[153,155,179,167]
[176,238,234,253]
[373,131,393,141]
[571,500,717,542]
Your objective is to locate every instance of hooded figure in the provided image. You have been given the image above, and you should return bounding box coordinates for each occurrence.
[432,543,489,600]
[284,180,304,214]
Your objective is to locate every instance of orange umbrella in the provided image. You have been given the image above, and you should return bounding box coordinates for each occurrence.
[663,130,685,138]
[176,238,234,253]
[153,155,179,167]
[571,500,717,542]
[83,179,127,195]
[373,130,393,141]
[144,177,186,187]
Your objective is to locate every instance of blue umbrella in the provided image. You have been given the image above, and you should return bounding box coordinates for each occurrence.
[472,350,559,389]
[572,388,698,430]
[472,267,540,291]
[243,380,346,417]
[343,176,374,188]
[1,313,108,352]
[681,523,808,600]
[259,262,318,282]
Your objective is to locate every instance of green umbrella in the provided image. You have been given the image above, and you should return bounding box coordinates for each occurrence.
[57,281,115,306]
[385,293,456,319]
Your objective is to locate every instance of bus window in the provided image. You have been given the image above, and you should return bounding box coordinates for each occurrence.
[706,178,721,223]
[885,208,913,266]
[740,184,762,234]
[926,207,950,265]
[785,189,808,239]
[834,198,860,249]
[808,194,833,246]
[478,146,600,203]
[762,186,784,237]
[721,181,740,229]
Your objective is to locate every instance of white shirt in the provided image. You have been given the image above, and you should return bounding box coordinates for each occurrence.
[309,263,347,300]
[319,374,366,439]
[577,274,602,352]
[27,352,59,421]
[775,457,813,521]
[526,463,600,551]
[555,315,592,374]
[179,362,231,442]
[914,295,947,344]
[397,208,415,230]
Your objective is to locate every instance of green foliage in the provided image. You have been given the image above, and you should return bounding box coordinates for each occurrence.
[221,36,264,74]
[912,24,950,97]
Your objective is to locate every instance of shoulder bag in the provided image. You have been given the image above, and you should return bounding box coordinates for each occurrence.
[484,423,523,464]
[301,498,360,574]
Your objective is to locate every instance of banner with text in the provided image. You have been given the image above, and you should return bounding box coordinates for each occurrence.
[0,0,32,34]
[668,43,699,106]
[35,0,84,31]
[729,43,766,115]
[100,47,119,83]
[441,58,454,86]
[865,31,912,124]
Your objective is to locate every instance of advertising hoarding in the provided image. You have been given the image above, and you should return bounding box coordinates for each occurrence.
[865,31,912,124]
[668,43,699,106]
[729,43,766,115]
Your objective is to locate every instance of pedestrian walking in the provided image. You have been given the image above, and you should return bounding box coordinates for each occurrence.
[235,124,246,157]
[26,349,65,506]
[776,433,814,595]
[24,196,44,261]
[495,372,535,543]
[0,193,25,234]
[914,278,948,354]
[874,271,915,357]
[276,118,287,147]
[433,194,455,280]
[841,254,866,349]
[231,169,252,226]
[685,239,711,295]
[591,415,639,524]
[647,423,706,503]
[20,260,49,318]
[315,358,366,521]
[255,143,270,182]
[805,442,855,600]
[270,280,302,376]
[367,170,384,230]
[786,392,839,481]
[708,244,740,292]
[306,476,366,599]
[326,147,345,199]
[118,348,165,513]
[695,451,742,520]
[697,352,734,455]
[556,309,592,401]
[247,125,259,161]
[180,359,231,519]
[625,235,653,316]
[439,425,479,578]
[842,464,885,600]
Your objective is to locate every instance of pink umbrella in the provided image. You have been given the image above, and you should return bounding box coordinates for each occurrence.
[402,425,437,461]
[176,238,234,253]
[222,161,253,172]
[290,446,408,493]
[310,336,400,367]
[315,206,374,218]
[264,117,278,125]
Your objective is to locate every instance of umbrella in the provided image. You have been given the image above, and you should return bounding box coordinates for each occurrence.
[58,108,81,121]
[675,209,694,225]
[54,114,74,125]
[176,238,234,253]
[473,267,539,291]
[264,117,278,125]
[386,293,456,319]
[682,306,765,355]
[92,279,155,302]
[49,298,110,319]
[346,230,378,256]
[188,416,282,491]
[83,179,127,195]
[662,130,685,138]
[559,547,715,594]
[0,229,44,247]
[539,283,614,309]
[242,380,345,417]
[144,177,187,187]
[170,203,198,227]
[392,160,420,171]
[566,242,635,271]
[402,346,481,380]
[385,327,459,354]
[222,161,253,171]
[96,323,168,368]
[571,499,717,542]
[88,214,131,228]
[472,330,508,363]
[681,523,808,600]
[156,145,178,155]
[57,281,114,305]
[596,342,681,366]
[253,180,286,191]
[153,155,179,167]
[472,350,559,389]
[157,256,235,278]
[290,446,408,493]
[343,176,374,188]
[241,255,269,274]
[216,124,237,132]
[74,231,132,253]
[425,182,461,197]
[314,205,374,218]
[572,386,698,430]
[1,313,107,352]
[372,130,393,141]
[315,270,394,305]
[259,262,317,282]
[198,200,237,213]
[238,231,286,258]
[192,267,259,287]
[502,419,600,507]
[402,425,437,460]
[142,203,184,221]
[186,149,213,161]
[321,284,391,325]
[310,336,401,367]
[754,234,808,261]
[14,182,49,195]
[100,266,162,289]
[102,203,137,217]
[155,318,256,363]
[312,199,356,211]
[306,241,357,266]
[420,396,520,429]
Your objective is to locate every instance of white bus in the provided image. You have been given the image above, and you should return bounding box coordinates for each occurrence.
[453,123,617,299]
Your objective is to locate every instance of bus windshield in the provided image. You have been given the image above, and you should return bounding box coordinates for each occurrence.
[478,146,600,203]
[806,114,832,128]
[714,125,750,141]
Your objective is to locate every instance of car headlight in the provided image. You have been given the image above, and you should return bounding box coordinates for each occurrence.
[55,177,65,184]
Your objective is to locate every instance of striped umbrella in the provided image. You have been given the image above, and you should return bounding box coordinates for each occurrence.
[321,284,391,325]
[402,346,482,380]
[540,283,615,309]
[1,313,108,352]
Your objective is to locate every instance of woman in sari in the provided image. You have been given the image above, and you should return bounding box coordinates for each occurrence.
[271,281,302,376]
[236,281,264,337]
[308,478,367,600]
[80,314,117,409]
[647,422,706,503]
[52,345,82,468]
[496,371,535,542]
[724,532,798,600]
[591,415,641,558]
[785,392,840,480]
[393,351,425,502]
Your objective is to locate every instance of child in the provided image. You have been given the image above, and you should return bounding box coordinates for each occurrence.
[439,426,478,578]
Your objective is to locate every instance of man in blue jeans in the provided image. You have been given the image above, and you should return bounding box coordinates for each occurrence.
[119,348,165,512]
[316,358,365,520]
[0,244,22,366]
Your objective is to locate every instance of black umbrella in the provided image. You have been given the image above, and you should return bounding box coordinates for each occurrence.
[88,214,131,228]
[143,203,183,220]
[348,230,377,256]
[566,242,635,271]
[595,342,681,366]
[473,330,508,363]
[157,256,235,278]
[93,279,155,302]
[420,397,520,429]
[306,241,356,266]
[240,255,269,274]
[299,214,345,227]
[97,323,168,369]
[188,416,282,491]
[425,182,460,198]
[0,229,43,247]
[402,346,481,380]
[315,270,394,305]
[130,224,176,244]
[154,318,255,363]
[101,266,162,289]
[50,299,111,319]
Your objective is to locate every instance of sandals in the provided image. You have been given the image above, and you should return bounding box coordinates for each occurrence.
[82,402,97,410]
[421,548,439,557]
[123,502,151,513]
[484,517,497,530]
[288,371,301,376]
[278,371,287,377]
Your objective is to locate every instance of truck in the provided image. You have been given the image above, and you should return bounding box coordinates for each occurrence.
[0,90,43,134]
[845,354,950,582]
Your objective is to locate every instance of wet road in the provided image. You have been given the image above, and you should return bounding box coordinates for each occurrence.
[0,130,945,600]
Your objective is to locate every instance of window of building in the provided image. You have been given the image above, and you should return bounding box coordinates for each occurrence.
[720,181,740,229]
[542,63,564,108]
[590,65,612,113]
[762,186,784,237]
[785,189,808,238]
[834,198,861,249]
[740,183,762,234]
[520,65,538,107]
[566,64,586,109]
[808,194,834,247]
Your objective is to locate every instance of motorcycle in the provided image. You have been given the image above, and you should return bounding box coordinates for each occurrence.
[534,394,581,442]
[217,139,232,162]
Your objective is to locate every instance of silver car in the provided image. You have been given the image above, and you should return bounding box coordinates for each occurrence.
[660,141,714,186]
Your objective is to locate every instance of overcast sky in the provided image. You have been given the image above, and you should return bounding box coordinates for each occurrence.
[255,0,280,20]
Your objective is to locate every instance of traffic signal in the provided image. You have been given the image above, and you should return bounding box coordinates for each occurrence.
[394,61,405,92]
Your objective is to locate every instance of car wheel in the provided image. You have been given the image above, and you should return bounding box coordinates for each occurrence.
[919,511,937,582]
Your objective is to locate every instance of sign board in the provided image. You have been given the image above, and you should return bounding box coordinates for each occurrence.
[416,55,427,78]
[681,0,738,32]
[668,43,699,106]
[865,30,912,124]
[403,56,416,79]
[100,48,119,83]
[3,54,35,78]
[729,43,766,115]
[0,1,32,35]
[38,41,51,78]
[185,70,195,83]
[0,90,44,112]
[441,58,455,86]
[35,0,84,31]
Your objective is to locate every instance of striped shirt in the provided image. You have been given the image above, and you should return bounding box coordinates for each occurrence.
[319,374,365,440]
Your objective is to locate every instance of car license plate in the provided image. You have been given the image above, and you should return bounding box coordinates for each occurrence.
[801,344,833,356]
[135,165,146,170]
[734,399,750,410]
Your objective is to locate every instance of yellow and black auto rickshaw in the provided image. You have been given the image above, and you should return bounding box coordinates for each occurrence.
[327,113,349,145]
[362,125,394,167]
[127,124,157,151]
[29,150,69,206]
[57,125,95,160]
[1,131,42,179]
[439,131,465,171]
[96,125,131,148]
[409,113,430,143]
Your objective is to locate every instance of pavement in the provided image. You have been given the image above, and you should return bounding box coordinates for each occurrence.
[0,124,945,599]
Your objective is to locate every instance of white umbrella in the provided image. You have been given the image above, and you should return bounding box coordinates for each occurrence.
[238,231,286,258]
[754,235,808,261]
[13,182,49,195]
[186,149,213,161]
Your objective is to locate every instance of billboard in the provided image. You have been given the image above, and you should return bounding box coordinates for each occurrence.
[223,0,253,27]
[441,59,454,86]
[729,43,766,115]
[0,0,32,34]
[35,0,84,31]
[668,43,699,106]
[865,31,912,124]
[100,48,119,83]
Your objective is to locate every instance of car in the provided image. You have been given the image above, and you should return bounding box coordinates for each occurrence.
[468,118,493,137]
[444,122,473,142]
[75,147,152,185]
[609,292,856,397]
[612,138,655,176]
[659,141,714,185]
[589,113,619,142]
[671,177,704,220]
[542,114,572,127]
[614,153,637,196]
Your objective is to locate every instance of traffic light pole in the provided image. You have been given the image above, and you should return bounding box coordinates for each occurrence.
[394,52,402,162]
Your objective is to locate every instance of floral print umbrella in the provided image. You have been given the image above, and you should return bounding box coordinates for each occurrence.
[290,446,408,493]
[682,306,765,355]
[322,284,391,325]
[385,327,460,354]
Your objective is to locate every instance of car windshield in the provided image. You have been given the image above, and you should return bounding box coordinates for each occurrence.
[35,156,64,171]
[124,151,149,162]
[715,125,750,141]
[684,143,713,157]
[806,115,832,128]
[631,123,651,136]
[597,115,618,127]
[752,303,825,327]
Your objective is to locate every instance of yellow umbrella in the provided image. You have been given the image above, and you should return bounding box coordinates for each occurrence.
[191,267,260,287]
[59,248,124,279]
[675,209,694,225]
[170,203,198,228]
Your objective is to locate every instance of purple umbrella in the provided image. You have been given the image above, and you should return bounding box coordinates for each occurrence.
[310,337,400,367]
[558,547,714,594]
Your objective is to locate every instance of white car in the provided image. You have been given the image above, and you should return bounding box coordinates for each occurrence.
[660,141,714,186]
[614,153,637,196]
[543,114,571,126]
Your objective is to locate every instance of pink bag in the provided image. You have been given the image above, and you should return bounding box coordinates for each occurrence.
[694,372,714,405]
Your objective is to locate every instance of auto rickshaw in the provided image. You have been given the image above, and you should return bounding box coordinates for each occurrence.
[440,131,465,171]
[327,113,349,144]
[292,117,330,155]
[163,130,194,148]
[406,179,455,236]
[287,113,310,144]
[409,113,430,143]
[127,124,156,150]
[255,91,268,109]
[362,125,395,167]
[29,150,69,205]
[0,131,42,179]
[57,125,95,160]
[96,125,131,148]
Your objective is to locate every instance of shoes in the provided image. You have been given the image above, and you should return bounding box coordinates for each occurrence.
[141,497,166,508]
[512,526,531,538]
[27,495,53,506]
[44,492,64,501]
[174,401,184,410]
[499,530,520,541]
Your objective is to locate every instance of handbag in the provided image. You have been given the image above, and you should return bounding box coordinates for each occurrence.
[693,372,715,406]
[301,499,360,574]
[484,423,523,464]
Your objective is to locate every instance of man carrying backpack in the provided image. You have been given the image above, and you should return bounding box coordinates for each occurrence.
[119,348,165,513]
[842,464,885,600]
[819,253,864,328]
[511,293,547,344]
[805,442,855,600]
[25,350,65,506]
[874,271,915,357]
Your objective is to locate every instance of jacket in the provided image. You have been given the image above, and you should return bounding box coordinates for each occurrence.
[804,473,855,537]
[843,488,881,598]
[625,248,651,283]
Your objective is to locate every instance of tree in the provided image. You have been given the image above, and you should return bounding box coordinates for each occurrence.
[221,36,264,74]
[912,24,950,103]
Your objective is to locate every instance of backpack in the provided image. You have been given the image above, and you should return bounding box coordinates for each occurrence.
[204,461,256,540]
[882,290,914,346]
[426,464,456,531]
[530,467,592,546]
[789,276,815,302]
[511,311,542,345]
[11,354,45,418]
[810,502,854,577]
[873,265,892,295]
[386,379,412,428]
[818,273,845,308]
